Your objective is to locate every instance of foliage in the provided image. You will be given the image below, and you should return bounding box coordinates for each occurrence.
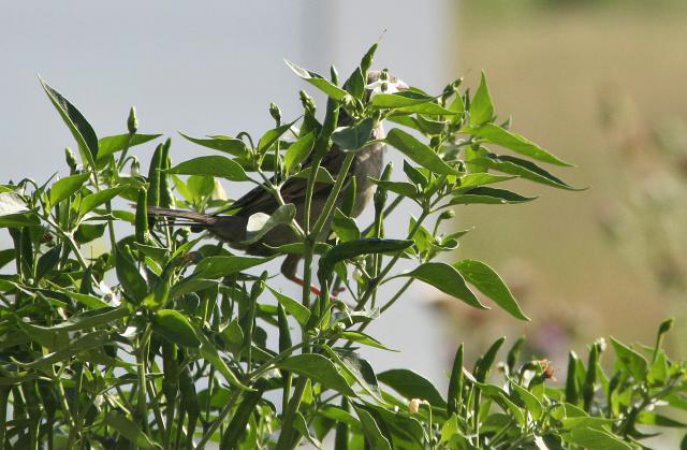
[0,45,685,449]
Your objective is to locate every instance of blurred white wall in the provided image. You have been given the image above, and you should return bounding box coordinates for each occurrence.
[1,1,455,386]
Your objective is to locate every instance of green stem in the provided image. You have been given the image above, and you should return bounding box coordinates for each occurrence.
[136,326,152,434]
[193,390,242,450]
[276,377,308,450]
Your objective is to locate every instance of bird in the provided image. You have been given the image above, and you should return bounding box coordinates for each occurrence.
[148,71,408,292]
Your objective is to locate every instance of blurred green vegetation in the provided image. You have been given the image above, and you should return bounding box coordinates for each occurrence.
[436,1,687,362]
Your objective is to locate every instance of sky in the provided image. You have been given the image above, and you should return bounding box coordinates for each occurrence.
[1,1,456,386]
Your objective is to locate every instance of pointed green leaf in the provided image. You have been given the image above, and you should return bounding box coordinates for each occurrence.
[285,60,349,100]
[458,173,516,188]
[178,132,249,158]
[269,287,311,326]
[78,187,125,216]
[354,407,392,450]
[277,354,355,395]
[332,118,375,152]
[285,131,316,173]
[193,255,269,279]
[401,262,486,310]
[103,412,161,450]
[49,173,89,205]
[450,187,535,205]
[244,204,296,245]
[454,259,528,320]
[153,309,200,348]
[378,369,446,407]
[257,120,298,152]
[40,79,99,168]
[169,155,249,181]
[386,128,461,175]
[469,72,494,127]
[467,123,571,167]
[0,192,29,216]
[475,154,579,190]
[611,337,648,380]
[97,133,162,159]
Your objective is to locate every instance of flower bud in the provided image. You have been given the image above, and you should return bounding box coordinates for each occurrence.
[408,398,422,414]
[130,158,141,176]
[64,147,78,174]
[127,106,138,134]
[269,102,282,124]
[438,210,455,221]
[299,90,316,114]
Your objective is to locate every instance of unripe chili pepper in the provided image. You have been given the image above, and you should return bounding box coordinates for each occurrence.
[159,138,175,208]
[135,188,149,244]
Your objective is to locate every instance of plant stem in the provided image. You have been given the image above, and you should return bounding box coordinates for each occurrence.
[136,326,152,434]
[193,390,242,450]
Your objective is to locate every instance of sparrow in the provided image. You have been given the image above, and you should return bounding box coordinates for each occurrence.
[149,71,408,289]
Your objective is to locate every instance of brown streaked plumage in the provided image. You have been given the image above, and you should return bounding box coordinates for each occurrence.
[149,71,407,288]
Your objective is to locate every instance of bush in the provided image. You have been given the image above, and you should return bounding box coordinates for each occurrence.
[0,44,685,449]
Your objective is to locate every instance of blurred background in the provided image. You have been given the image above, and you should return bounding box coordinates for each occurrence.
[2,0,687,391]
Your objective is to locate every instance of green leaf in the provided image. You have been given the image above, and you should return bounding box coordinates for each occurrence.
[467,123,571,167]
[258,120,297,152]
[169,155,249,181]
[178,132,249,158]
[318,239,412,282]
[454,259,528,320]
[269,287,311,327]
[371,180,419,198]
[469,72,494,127]
[153,309,201,348]
[0,213,40,228]
[475,337,506,382]
[450,187,535,205]
[284,131,316,173]
[563,428,633,450]
[16,330,110,370]
[78,187,124,216]
[510,383,543,420]
[74,223,106,244]
[458,173,516,188]
[244,204,296,245]
[400,262,486,310]
[49,173,90,205]
[285,60,349,100]
[169,276,217,300]
[20,306,127,334]
[54,287,108,309]
[221,319,244,349]
[378,369,446,407]
[372,91,456,115]
[385,128,461,175]
[193,255,269,279]
[115,245,148,302]
[332,118,375,151]
[341,331,396,351]
[35,244,62,281]
[0,249,15,270]
[40,79,99,169]
[103,412,161,450]
[354,407,392,450]
[475,154,579,190]
[0,192,29,216]
[277,354,355,395]
[611,337,648,380]
[332,209,360,242]
[194,328,250,390]
[319,406,362,433]
[97,133,162,159]
[447,345,464,416]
